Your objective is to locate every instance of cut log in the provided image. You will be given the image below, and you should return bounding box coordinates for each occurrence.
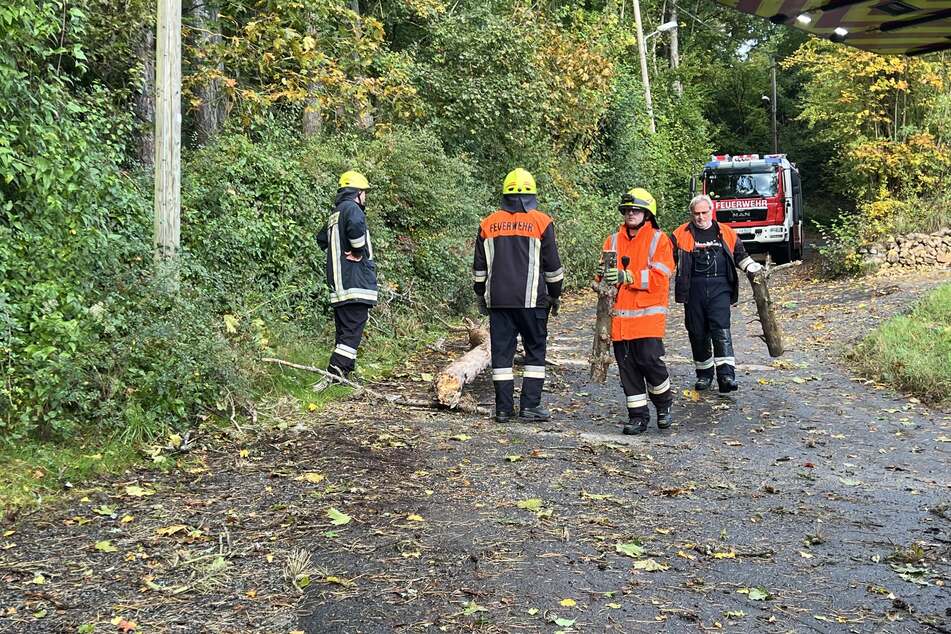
[749,271,783,357]
[589,251,618,383]
[434,325,490,408]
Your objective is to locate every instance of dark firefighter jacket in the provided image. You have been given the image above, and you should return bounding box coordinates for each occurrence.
[473,203,563,309]
[670,221,757,305]
[317,188,378,306]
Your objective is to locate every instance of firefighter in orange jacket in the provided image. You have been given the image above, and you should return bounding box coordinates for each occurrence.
[600,188,675,435]
[473,168,564,424]
[672,194,762,393]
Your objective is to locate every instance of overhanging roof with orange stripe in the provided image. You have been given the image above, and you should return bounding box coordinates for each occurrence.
[711,0,951,56]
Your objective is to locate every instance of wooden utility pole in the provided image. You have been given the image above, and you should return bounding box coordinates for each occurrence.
[154,0,182,277]
[632,0,656,134]
[770,57,778,153]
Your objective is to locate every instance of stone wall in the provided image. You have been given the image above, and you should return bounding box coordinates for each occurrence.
[861,229,951,269]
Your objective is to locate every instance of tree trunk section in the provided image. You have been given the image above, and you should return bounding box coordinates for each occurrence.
[750,272,784,357]
[589,251,618,383]
[134,26,155,167]
[348,0,374,130]
[669,1,682,97]
[302,94,323,137]
[193,1,224,144]
[589,281,618,383]
[434,326,490,408]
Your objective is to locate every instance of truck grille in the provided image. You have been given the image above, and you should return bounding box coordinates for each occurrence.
[715,208,768,222]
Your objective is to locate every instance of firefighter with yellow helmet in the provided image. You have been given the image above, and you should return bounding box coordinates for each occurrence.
[317,170,377,379]
[473,168,564,423]
[598,188,675,435]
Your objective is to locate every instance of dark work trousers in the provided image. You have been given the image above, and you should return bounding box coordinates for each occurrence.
[327,303,370,377]
[613,337,673,422]
[684,276,735,382]
[489,308,548,414]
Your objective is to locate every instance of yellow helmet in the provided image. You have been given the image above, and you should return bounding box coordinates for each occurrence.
[338,170,370,190]
[502,168,537,195]
[619,187,657,217]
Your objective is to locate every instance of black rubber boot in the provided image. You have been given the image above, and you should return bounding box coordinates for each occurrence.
[718,376,738,393]
[656,404,672,429]
[711,328,738,393]
[694,376,713,391]
[623,417,649,435]
[494,410,515,424]
[519,406,550,422]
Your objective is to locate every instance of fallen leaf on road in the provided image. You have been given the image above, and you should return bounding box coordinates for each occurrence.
[632,558,668,571]
[517,499,543,512]
[326,508,351,526]
[463,600,487,615]
[616,542,645,558]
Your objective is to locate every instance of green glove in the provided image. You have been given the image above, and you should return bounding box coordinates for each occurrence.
[620,270,634,285]
[603,267,619,284]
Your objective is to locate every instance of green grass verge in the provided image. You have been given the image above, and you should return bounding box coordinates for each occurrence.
[0,440,141,515]
[0,309,451,519]
[851,283,951,405]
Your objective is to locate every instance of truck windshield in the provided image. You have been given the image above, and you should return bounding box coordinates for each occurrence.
[705,170,778,199]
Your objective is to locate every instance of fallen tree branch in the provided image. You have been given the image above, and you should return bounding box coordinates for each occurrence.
[261,357,490,416]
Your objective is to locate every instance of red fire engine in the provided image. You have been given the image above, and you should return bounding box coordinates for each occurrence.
[692,153,803,264]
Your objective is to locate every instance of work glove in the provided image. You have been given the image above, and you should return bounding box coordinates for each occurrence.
[549,296,561,317]
[603,267,619,285]
[477,295,489,316]
[619,270,635,285]
[747,261,764,274]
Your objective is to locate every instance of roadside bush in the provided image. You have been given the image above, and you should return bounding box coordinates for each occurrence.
[850,283,951,405]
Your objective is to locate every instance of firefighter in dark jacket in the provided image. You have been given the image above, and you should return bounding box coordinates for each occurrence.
[598,188,675,435]
[671,194,762,393]
[473,168,564,424]
[317,170,378,379]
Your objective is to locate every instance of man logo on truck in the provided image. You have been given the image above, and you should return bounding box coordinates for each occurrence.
[692,153,803,264]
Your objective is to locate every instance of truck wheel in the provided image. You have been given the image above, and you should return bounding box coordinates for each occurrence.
[770,242,792,265]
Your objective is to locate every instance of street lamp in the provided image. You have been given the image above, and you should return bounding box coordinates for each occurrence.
[646,20,678,39]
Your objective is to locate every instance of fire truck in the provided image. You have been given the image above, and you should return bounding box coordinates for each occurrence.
[692,153,803,264]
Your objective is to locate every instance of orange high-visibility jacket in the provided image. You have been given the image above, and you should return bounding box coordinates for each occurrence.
[601,224,674,341]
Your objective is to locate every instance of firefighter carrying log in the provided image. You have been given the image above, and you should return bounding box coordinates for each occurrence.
[316,170,378,379]
[473,168,564,424]
[672,194,762,393]
[598,188,676,435]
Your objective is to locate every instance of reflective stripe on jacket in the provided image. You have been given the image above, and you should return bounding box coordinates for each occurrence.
[602,224,674,341]
[473,209,563,309]
[671,222,755,305]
